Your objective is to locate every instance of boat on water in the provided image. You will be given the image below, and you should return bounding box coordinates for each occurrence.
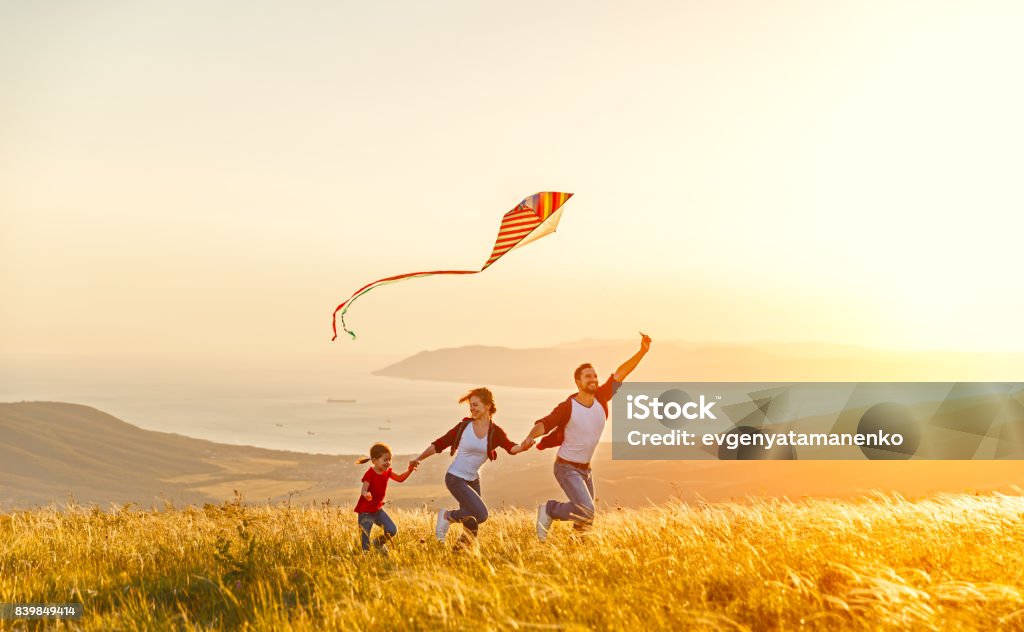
[326,398,356,404]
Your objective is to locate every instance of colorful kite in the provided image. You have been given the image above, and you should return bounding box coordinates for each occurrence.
[331,191,574,340]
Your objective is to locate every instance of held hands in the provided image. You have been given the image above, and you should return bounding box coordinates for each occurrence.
[516,438,536,453]
[408,459,420,471]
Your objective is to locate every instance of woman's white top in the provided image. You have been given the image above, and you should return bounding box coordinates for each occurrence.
[447,423,489,481]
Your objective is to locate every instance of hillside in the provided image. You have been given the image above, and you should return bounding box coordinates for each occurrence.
[0,402,339,509]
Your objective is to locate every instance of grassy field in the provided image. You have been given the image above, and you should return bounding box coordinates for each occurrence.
[4,492,1024,630]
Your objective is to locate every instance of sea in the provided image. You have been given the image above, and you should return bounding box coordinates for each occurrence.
[0,354,567,455]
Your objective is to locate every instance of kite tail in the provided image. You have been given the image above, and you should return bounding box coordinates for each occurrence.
[331,269,479,341]
[331,299,359,341]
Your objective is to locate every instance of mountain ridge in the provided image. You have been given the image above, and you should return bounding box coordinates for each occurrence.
[374,341,1024,387]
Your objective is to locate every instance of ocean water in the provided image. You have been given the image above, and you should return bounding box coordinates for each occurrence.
[0,356,568,455]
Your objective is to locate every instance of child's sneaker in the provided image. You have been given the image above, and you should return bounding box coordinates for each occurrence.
[536,504,553,541]
[435,509,451,541]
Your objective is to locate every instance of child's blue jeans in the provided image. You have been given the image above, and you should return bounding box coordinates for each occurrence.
[357,509,397,551]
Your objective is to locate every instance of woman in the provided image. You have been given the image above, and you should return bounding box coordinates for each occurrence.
[410,387,533,544]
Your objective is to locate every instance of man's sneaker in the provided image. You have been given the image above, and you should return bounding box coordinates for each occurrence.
[536,504,553,541]
[435,509,451,541]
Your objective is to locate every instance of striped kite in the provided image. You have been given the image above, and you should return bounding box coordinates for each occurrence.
[332,191,573,340]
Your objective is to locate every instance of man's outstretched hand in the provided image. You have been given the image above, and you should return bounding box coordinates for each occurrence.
[640,331,652,352]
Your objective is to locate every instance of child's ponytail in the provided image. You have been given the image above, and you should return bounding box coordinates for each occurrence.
[355,442,392,465]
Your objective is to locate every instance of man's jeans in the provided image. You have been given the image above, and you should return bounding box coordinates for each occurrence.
[546,461,595,529]
[445,472,489,537]
[357,509,397,551]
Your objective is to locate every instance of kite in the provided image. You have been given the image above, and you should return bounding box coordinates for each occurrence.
[331,191,574,340]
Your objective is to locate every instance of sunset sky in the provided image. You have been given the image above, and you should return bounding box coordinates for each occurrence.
[4,1,1023,361]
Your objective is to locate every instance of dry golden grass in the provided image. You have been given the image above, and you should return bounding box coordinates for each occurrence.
[4,492,1024,630]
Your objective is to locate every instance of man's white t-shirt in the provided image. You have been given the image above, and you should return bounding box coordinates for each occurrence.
[447,424,489,481]
[557,397,606,464]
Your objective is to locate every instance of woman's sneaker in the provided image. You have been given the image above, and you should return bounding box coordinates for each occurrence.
[536,504,553,541]
[435,509,451,541]
[453,533,479,554]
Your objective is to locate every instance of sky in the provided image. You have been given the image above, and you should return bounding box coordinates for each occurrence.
[3,1,1024,362]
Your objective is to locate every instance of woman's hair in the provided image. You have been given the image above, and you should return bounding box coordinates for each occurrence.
[355,442,392,465]
[459,387,496,416]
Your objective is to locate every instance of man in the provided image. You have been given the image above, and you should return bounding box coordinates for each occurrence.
[518,333,652,540]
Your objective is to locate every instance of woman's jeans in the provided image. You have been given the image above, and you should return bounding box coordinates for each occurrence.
[357,509,397,551]
[546,461,595,530]
[445,472,488,537]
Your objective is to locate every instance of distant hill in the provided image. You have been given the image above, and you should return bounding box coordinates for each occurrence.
[7,401,1024,512]
[0,402,340,510]
[374,340,1024,387]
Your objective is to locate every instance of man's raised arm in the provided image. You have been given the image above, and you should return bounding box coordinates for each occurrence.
[612,333,652,382]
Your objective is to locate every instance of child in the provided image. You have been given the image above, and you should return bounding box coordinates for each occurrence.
[355,443,415,552]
